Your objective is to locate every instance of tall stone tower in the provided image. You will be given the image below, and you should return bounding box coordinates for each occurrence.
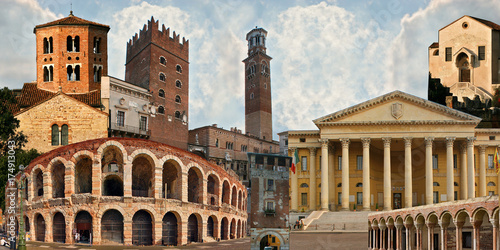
[125,17,189,150]
[34,11,110,93]
[243,27,272,141]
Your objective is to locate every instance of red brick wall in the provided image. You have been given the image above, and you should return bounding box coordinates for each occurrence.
[35,25,108,94]
[125,18,189,149]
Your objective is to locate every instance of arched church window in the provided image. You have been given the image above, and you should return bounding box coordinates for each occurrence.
[159,89,165,98]
[51,124,59,146]
[158,106,165,114]
[160,56,166,65]
[159,73,166,81]
[300,183,308,188]
[175,95,181,104]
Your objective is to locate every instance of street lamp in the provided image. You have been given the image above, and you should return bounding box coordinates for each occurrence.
[17,174,26,250]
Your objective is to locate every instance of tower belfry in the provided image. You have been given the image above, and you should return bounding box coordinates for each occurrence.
[243,27,272,141]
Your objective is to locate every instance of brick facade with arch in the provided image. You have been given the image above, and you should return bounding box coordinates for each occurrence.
[19,138,247,246]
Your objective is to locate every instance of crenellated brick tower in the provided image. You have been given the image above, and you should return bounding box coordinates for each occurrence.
[125,17,189,149]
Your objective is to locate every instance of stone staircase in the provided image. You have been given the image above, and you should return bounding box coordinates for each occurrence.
[304,211,370,231]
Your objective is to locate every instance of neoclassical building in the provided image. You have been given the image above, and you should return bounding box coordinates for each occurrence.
[287,91,500,212]
[17,138,247,246]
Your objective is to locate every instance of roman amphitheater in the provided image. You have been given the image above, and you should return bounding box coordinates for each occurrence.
[17,138,248,246]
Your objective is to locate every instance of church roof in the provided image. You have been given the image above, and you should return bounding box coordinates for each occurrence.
[8,83,101,115]
[429,42,439,48]
[439,15,500,31]
[34,12,109,31]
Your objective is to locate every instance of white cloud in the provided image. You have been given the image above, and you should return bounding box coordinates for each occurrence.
[0,0,59,89]
[270,2,393,132]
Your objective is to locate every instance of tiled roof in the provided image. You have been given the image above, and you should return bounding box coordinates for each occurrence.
[429,42,439,48]
[8,83,101,115]
[34,12,109,30]
[469,16,500,31]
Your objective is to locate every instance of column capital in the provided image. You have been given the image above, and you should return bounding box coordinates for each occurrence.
[382,137,391,147]
[404,137,412,147]
[445,137,456,147]
[340,138,350,148]
[453,220,465,228]
[460,142,467,153]
[466,136,476,147]
[425,222,436,229]
[319,138,329,147]
[478,145,487,153]
[308,147,317,156]
[438,220,450,229]
[424,137,434,147]
[288,147,297,154]
[361,137,371,148]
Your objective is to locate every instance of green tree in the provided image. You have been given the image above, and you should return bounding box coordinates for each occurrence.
[0,87,26,154]
[0,87,40,211]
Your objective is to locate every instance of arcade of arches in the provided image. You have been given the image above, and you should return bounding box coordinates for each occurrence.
[19,138,247,246]
[368,196,499,250]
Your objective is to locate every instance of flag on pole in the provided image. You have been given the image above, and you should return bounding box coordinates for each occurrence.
[495,147,500,174]
[291,149,298,174]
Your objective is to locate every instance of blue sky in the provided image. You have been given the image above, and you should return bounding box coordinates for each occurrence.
[2,0,500,140]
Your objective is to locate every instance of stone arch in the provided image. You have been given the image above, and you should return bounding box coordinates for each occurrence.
[231,185,237,207]
[97,205,128,221]
[129,205,158,223]
[162,159,182,200]
[471,207,490,222]
[222,179,231,205]
[97,141,128,162]
[237,219,241,238]
[34,213,46,242]
[255,230,286,249]
[187,213,202,243]
[131,152,156,197]
[185,162,206,180]
[132,210,153,246]
[207,173,220,205]
[230,218,236,239]
[187,166,204,203]
[32,167,45,199]
[73,153,93,194]
[238,190,243,210]
[101,209,124,244]
[162,210,181,246]
[456,52,471,82]
[49,159,66,198]
[158,155,186,173]
[74,210,93,243]
[221,217,229,240]
[207,214,218,239]
[455,209,471,223]
[100,145,124,176]
[52,211,66,243]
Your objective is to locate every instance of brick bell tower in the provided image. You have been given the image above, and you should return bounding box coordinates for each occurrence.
[243,27,272,141]
[34,11,110,93]
[125,17,189,150]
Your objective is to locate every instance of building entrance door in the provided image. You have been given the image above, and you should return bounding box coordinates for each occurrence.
[393,193,402,209]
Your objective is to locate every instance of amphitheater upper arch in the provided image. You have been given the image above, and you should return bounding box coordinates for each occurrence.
[47,157,69,172]
[97,141,128,160]
[185,162,206,180]
[128,149,159,165]
[70,150,95,165]
[96,205,129,221]
[31,164,46,175]
[159,155,186,172]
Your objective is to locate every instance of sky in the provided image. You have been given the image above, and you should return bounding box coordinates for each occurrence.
[2,0,500,140]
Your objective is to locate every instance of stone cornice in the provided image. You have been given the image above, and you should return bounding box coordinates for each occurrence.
[315,120,479,127]
[313,90,481,126]
[287,130,320,136]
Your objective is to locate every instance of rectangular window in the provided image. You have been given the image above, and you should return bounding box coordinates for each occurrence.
[301,156,307,171]
[453,154,457,169]
[117,111,125,127]
[139,116,147,131]
[478,46,485,60]
[445,47,452,61]
[266,201,274,210]
[299,138,306,142]
[267,179,274,191]
[356,192,362,205]
[356,155,363,170]
[301,193,307,206]
[488,154,494,169]
[432,155,438,169]
[454,191,458,201]
[338,156,342,170]
[462,232,472,248]
[338,192,342,205]
[433,191,439,204]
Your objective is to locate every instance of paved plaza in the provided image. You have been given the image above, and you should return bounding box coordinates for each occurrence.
[16,232,368,250]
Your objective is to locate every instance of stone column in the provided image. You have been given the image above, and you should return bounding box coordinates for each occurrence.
[460,143,467,200]
[328,146,335,210]
[290,148,299,212]
[490,218,498,250]
[395,224,403,250]
[123,220,132,245]
[361,138,371,211]
[455,221,464,250]
[372,226,378,249]
[309,147,317,211]
[473,220,483,250]
[320,139,329,211]
[446,137,455,201]
[425,137,434,205]
[124,162,132,197]
[478,145,487,197]
[415,223,422,250]
[383,137,392,211]
[65,162,75,198]
[439,220,449,250]
[388,225,394,250]
[404,223,413,250]
[380,226,386,250]
[426,222,435,250]
[92,158,101,196]
[467,137,475,199]
[404,137,413,208]
[154,166,163,199]
[340,138,350,210]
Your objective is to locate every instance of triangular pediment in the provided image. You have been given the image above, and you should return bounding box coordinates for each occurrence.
[313,91,481,127]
